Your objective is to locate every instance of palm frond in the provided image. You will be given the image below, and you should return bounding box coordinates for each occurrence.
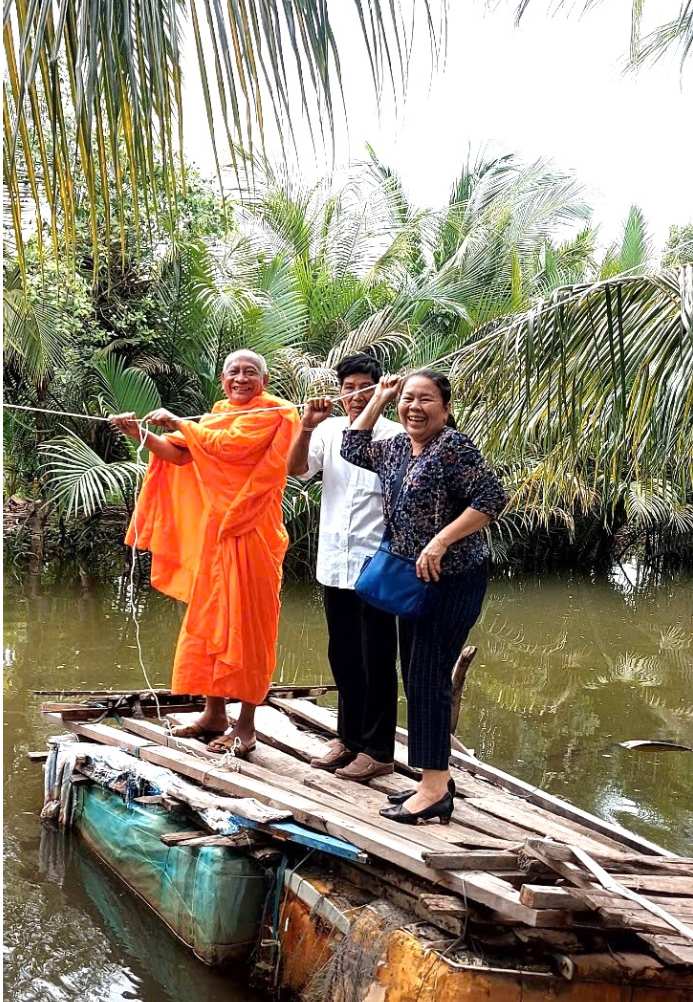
[3,264,64,385]
[40,431,144,517]
[92,355,162,418]
[4,0,446,274]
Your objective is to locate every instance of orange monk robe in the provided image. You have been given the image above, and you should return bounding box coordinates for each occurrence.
[125,392,299,703]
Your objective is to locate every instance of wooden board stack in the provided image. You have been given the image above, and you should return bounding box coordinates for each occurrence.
[41,693,693,985]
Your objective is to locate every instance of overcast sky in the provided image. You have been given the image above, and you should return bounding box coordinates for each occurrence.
[181,1,692,254]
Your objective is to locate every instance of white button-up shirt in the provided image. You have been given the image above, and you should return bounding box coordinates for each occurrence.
[297,415,402,589]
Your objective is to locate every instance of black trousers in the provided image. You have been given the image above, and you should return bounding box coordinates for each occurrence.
[398,565,487,771]
[323,586,398,763]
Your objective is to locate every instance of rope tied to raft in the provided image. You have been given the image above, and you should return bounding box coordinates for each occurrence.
[127,418,166,724]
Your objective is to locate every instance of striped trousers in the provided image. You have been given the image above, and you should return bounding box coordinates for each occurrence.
[398,564,487,771]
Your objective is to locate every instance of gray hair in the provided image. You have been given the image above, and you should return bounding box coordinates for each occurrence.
[222,349,268,377]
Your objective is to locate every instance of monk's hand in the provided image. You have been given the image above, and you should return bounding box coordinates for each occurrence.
[143,407,181,431]
[416,536,447,583]
[373,374,402,406]
[302,397,333,430]
[109,411,141,440]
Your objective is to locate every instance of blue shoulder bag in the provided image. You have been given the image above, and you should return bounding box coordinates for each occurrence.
[354,450,433,619]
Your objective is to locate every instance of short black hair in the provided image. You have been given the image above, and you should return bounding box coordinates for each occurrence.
[335,352,382,386]
[402,368,457,428]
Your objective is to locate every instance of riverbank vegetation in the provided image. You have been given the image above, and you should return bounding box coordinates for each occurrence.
[4,152,693,581]
[3,1,692,583]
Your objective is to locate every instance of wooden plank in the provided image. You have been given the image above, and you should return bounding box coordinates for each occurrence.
[59,718,153,752]
[419,893,468,916]
[43,702,202,722]
[570,845,693,941]
[126,717,520,862]
[422,850,519,871]
[526,838,693,960]
[639,934,693,966]
[466,796,628,857]
[37,683,337,698]
[301,770,518,850]
[616,875,693,896]
[27,751,49,762]
[237,703,330,762]
[555,952,665,982]
[271,696,672,857]
[598,908,682,934]
[447,749,675,857]
[135,742,559,927]
[336,862,469,937]
[523,840,693,873]
[164,832,258,848]
[230,705,528,843]
[132,794,180,810]
[160,830,208,846]
[519,884,584,910]
[513,927,583,951]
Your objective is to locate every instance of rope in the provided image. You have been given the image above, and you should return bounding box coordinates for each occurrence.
[2,256,678,428]
[3,261,677,712]
[127,418,165,723]
[1,385,369,423]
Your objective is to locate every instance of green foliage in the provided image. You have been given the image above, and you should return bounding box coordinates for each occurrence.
[4,154,692,581]
[4,0,444,273]
[662,224,693,267]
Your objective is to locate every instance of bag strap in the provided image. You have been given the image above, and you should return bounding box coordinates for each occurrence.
[383,445,412,542]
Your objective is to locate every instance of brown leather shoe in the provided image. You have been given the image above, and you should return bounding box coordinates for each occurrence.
[310,738,355,771]
[335,753,394,783]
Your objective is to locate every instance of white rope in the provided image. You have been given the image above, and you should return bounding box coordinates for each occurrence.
[2,257,676,429]
[127,418,166,724]
[3,262,677,717]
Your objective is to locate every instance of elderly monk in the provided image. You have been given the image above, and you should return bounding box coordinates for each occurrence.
[110,350,299,755]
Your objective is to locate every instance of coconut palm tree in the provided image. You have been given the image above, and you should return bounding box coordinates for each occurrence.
[512,1,693,69]
[449,265,693,559]
[10,150,693,573]
[3,1,445,276]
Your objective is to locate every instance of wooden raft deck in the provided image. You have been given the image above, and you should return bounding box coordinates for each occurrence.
[43,694,693,982]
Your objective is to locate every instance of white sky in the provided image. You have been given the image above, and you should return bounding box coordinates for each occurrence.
[181,1,693,254]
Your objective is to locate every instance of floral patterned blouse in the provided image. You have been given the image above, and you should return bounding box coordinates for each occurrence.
[340,427,506,575]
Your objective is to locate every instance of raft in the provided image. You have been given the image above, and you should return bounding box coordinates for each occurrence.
[72,783,267,964]
[37,686,693,1001]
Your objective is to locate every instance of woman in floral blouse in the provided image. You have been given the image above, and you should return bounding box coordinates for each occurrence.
[341,369,506,825]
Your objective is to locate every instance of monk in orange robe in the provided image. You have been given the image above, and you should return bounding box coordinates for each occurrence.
[110,350,299,754]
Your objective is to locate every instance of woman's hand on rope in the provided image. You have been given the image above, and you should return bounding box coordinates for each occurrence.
[143,407,181,431]
[109,412,142,440]
[416,535,448,582]
[301,397,333,430]
[373,374,402,406]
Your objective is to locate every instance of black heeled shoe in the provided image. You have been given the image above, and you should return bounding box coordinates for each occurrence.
[379,791,454,825]
[387,778,456,805]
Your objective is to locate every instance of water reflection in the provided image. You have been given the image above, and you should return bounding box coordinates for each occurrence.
[4,571,693,1001]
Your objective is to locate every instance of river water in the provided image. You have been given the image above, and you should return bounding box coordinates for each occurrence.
[4,570,693,1001]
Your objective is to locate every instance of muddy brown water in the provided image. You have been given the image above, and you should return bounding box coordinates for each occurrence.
[4,570,693,1001]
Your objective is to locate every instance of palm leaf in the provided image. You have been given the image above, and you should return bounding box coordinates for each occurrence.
[4,0,446,275]
[92,354,162,418]
[40,431,144,517]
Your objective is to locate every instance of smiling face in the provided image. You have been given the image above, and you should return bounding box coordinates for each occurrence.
[397,374,449,445]
[340,372,376,423]
[221,351,269,404]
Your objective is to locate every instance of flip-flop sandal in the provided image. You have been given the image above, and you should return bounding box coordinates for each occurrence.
[207,734,257,758]
[170,722,227,743]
